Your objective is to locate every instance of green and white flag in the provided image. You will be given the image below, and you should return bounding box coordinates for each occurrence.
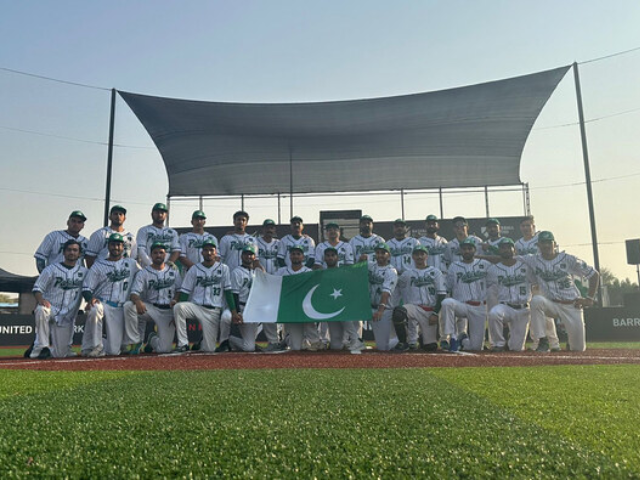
[243,263,371,323]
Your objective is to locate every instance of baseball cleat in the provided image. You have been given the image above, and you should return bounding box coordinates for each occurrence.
[536,338,550,352]
[422,343,438,352]
[458,333,469,351]
[191,341,202,351]
[87,346,105,358]
[449,338,459,352]
[172,344,190,353]
[143,333,157,354]
[439,340,450,351]
[129,343,142,355]
[408,343,419,351]
[392,342,410,352]
[37,347,52,360]
[550,345,561,352]
[491,346,505,352]
[348,339,366,352]
[264,342,285,352]
[23,342,34,358]
[215,340,231,353]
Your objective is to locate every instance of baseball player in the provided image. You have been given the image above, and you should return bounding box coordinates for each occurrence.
[440,238,491,351]
[227,245,260,352]
[368,243,398,351]
[81,233,141,357]
[418,215,448,273]
[481,218,503,255]
[393,245,446,352]
[30,239,87,359]
[349,215,385,264]
[520,231,599,352]
[219,210,259,272]
[256,219,285,351]
[35,210,89,273]
[136,203,181,268]
[515,216,539,255]
[277,245,322,351]
[277,216,316,269]
[173,239,237,352]
[123,242,182,354]
[486,238,535,352]
[179,210,219,271]
[314,222,354,269]
[443,216,483,267]
[323,246,365,351]
[85,205,136,268]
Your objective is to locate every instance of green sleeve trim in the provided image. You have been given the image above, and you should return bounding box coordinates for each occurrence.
[225,290,237,311]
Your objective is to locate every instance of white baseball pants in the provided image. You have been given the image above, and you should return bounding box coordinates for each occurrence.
[441,299,487,351]
[488,304,530,351]
[123,302,176,353]
[404,304,438,346]
[530,295,586,351]
[173,302,221,352]
[82,302,125,356]
[31,305,75,358]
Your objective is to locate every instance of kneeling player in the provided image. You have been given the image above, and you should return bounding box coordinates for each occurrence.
[227,245,259,352]
[368,244,398,351]
[394,246,446,352]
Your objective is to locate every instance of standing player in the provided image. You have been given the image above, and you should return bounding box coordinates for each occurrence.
[219,210,259,273]
[30,239,87,359]
[124,242,181,354]
[277,246,322,351]
[256,219,283,351]
[136,203,181,268]
[81,233,141,357]
[277,216,316,269]
[443,216,483,267]
[486,238,535,352]
[418,215,448,273]
[393,245,446,352]
[85,205,136,268]
[314,222,354,269]
[481,218,503,255]
[440,238,491,351]
[173,239,238,352]
[227,245,260,352]
[515,216,539,255]
[323,247,365,351]
[521,231,599,352]
[349,215,385,263]
[35,210,89,273]
[368,243,398,351]
[178,210,219,271]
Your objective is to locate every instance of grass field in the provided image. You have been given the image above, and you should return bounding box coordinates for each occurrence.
[1,365,639,478]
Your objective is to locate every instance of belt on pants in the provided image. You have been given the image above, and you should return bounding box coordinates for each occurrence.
[202,305,221,310]
[419,305,434,312]
[552,298,577,305]
[153,304,171,310]
[100,299,120,308]
[465,301,485,306]
[500,302,529,310]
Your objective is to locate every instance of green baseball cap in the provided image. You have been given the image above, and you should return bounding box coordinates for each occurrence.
[242,245,256,254]
[150,242,167,251]
[486,218,501,226]
[324,246,338,254]
[108,233,124,243]
[360,215,373,222]
[538,231,555,242]
[110,205,126,215]
[69,210,87,221]
[425,214,438,222]
[202,239,217,248]
[394,218,407,225]
[290,215,303,223]
[499,237,515,246]
[325,222,340,230]
[412,245,429,254]
[289,245,305,253]
[263,219,276,226]
[460,238,477,248]
[152,203,168,212]
[192,210,206,219]
[374,243,391,253]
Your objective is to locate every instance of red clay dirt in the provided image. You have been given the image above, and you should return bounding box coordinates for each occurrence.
[1,349,640,371]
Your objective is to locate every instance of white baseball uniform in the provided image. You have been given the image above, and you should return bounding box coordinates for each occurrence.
[441,258,490,351]
[520,252,597,351]
[124,265,182,353]
[82,257,140,356]
[444,235,483,267]
[31,262,87,358]
[388,237,420,274]
[349,234,385,263]
[277,235,316,269]
[314,241,355,269]
[219,233,259,272]
[86,227,137,262]
[276,265,320,350]
[227,265,258,352]
[136,225,181,268]
[486,260,535,351]
[368,263,398,351]
[256,236,281,345]
[397,266,446,346]
[417,235,449,273]
[179,231,219,266]
[35,231,88,269]
[515,234,539,255]
[173,261,232,352]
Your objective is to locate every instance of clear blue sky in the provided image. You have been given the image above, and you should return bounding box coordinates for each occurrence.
[1,1,639,281]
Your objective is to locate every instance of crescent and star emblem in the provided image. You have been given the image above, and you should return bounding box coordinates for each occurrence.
[302,284,345,320]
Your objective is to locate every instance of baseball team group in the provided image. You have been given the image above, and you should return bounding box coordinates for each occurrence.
[27,203,600,359]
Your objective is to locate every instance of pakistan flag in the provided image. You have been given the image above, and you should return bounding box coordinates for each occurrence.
[243,263,370,323]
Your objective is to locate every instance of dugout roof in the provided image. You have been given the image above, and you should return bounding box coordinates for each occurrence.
[0,268,37,294]
[120,65,569,197]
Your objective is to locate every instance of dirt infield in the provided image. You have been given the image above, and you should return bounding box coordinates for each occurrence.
[2,349,640,371]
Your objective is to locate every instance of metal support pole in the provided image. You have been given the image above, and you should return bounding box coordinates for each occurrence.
[573,62,602,303]
[439,187,444,219]
[166,196,171,226]
[277,193,281,224]
[400,189,405,219]
[199,195,203,211]
[103,88,116,227]
[288,146,294,219]
[241,194,244,211]
[525,183,531,216]
[484,186,490,217]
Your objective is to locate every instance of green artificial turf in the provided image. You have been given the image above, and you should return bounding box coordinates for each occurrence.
[0,367,639,478]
